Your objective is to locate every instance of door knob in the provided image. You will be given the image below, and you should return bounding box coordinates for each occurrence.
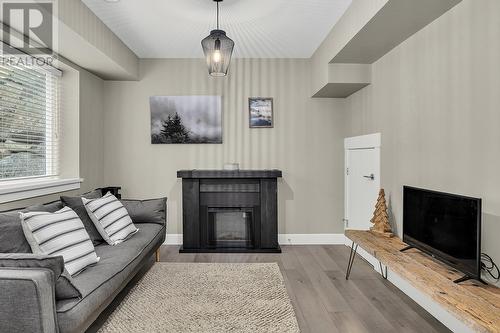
[363,174,375,180]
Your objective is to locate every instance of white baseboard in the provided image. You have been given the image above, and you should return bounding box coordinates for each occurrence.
[165,234,183,245]
[164,233,346,246]
[278,233,345,245]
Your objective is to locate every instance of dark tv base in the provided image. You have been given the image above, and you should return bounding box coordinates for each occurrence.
[400,245,414,252]
[453,275,487,285]
[400,245,486,284]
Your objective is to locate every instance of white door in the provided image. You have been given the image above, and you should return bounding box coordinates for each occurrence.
[345,145,380,230]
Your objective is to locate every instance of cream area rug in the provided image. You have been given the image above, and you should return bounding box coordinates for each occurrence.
[98,263,300,333]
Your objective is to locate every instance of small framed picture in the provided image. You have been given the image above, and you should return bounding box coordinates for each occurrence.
[249,97,273,128]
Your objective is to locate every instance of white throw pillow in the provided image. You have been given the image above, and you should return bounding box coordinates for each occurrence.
[20,207,100,276]
[82,192,139,245]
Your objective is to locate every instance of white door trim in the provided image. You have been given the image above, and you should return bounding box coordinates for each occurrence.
[344,132,381,150]
[344,133,381,230]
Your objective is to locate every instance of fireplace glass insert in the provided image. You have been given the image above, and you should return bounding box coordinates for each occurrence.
[207,208,254,248]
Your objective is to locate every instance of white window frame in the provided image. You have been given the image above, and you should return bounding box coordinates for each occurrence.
[0,177,82,203]
[0,44,82,203]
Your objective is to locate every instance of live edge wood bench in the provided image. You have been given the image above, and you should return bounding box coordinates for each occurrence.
[345,230,500,333]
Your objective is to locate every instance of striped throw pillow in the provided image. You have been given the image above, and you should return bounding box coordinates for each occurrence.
[20,207,100,276]
[82,192,139,245]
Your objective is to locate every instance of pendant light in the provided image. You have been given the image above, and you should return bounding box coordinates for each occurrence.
[201,0,234,77]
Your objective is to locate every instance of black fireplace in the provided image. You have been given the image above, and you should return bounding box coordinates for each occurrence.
[177,170,282,253]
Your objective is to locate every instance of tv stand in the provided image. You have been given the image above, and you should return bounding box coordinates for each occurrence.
[344,230,500,333]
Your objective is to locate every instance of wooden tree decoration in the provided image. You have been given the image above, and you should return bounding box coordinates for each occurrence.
[370,189,394,237]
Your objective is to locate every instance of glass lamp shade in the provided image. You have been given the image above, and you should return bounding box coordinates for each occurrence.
[201,29,234,77]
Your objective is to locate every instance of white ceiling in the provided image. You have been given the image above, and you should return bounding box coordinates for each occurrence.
[81,0,352,59]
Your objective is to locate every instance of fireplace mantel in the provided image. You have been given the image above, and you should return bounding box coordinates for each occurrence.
[177,169,282,179]
[177,169,282,253]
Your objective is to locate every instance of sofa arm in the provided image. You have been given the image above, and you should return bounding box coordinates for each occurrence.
[0,268,58,333]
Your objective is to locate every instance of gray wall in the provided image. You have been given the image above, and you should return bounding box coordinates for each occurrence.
[346,0,500,283]
[78,69,105,191]
[103,58,347,235]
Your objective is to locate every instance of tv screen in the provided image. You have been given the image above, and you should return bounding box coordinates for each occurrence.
[403,186,481,280]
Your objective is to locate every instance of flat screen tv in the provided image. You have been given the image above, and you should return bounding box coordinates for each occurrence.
[403,186,482,283]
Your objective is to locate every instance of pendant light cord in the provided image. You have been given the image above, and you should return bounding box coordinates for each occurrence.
[216,1,219,30]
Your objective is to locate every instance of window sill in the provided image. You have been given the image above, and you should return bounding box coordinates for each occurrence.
[0,177,83,204]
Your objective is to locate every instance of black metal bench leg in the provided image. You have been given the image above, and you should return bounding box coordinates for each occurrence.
[379,261,388,279]
[345,241,358,280]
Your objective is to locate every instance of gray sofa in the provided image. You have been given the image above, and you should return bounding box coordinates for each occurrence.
[0,193,167,333]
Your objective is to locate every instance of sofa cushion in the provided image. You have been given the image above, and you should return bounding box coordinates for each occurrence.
[0,211,32,253]
[0,253,81,300]
[56,223,164,333]
[61,196,104,246]
[0,203,63,253]
[121,197,167,225]
[20,207,100,276]
[61,223,162,302]
[28,200,65,213]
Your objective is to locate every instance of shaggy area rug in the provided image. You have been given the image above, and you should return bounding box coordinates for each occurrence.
[97,263,300,333]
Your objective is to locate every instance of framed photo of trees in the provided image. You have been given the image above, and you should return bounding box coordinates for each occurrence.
[150,96,222,144]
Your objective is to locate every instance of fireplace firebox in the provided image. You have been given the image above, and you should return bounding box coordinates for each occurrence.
[177,170,282,253]
[207,208,254,248]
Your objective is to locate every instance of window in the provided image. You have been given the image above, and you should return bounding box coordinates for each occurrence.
[0,60,59,180]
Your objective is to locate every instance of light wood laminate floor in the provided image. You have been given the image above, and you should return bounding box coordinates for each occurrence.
[159,245,450,333]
